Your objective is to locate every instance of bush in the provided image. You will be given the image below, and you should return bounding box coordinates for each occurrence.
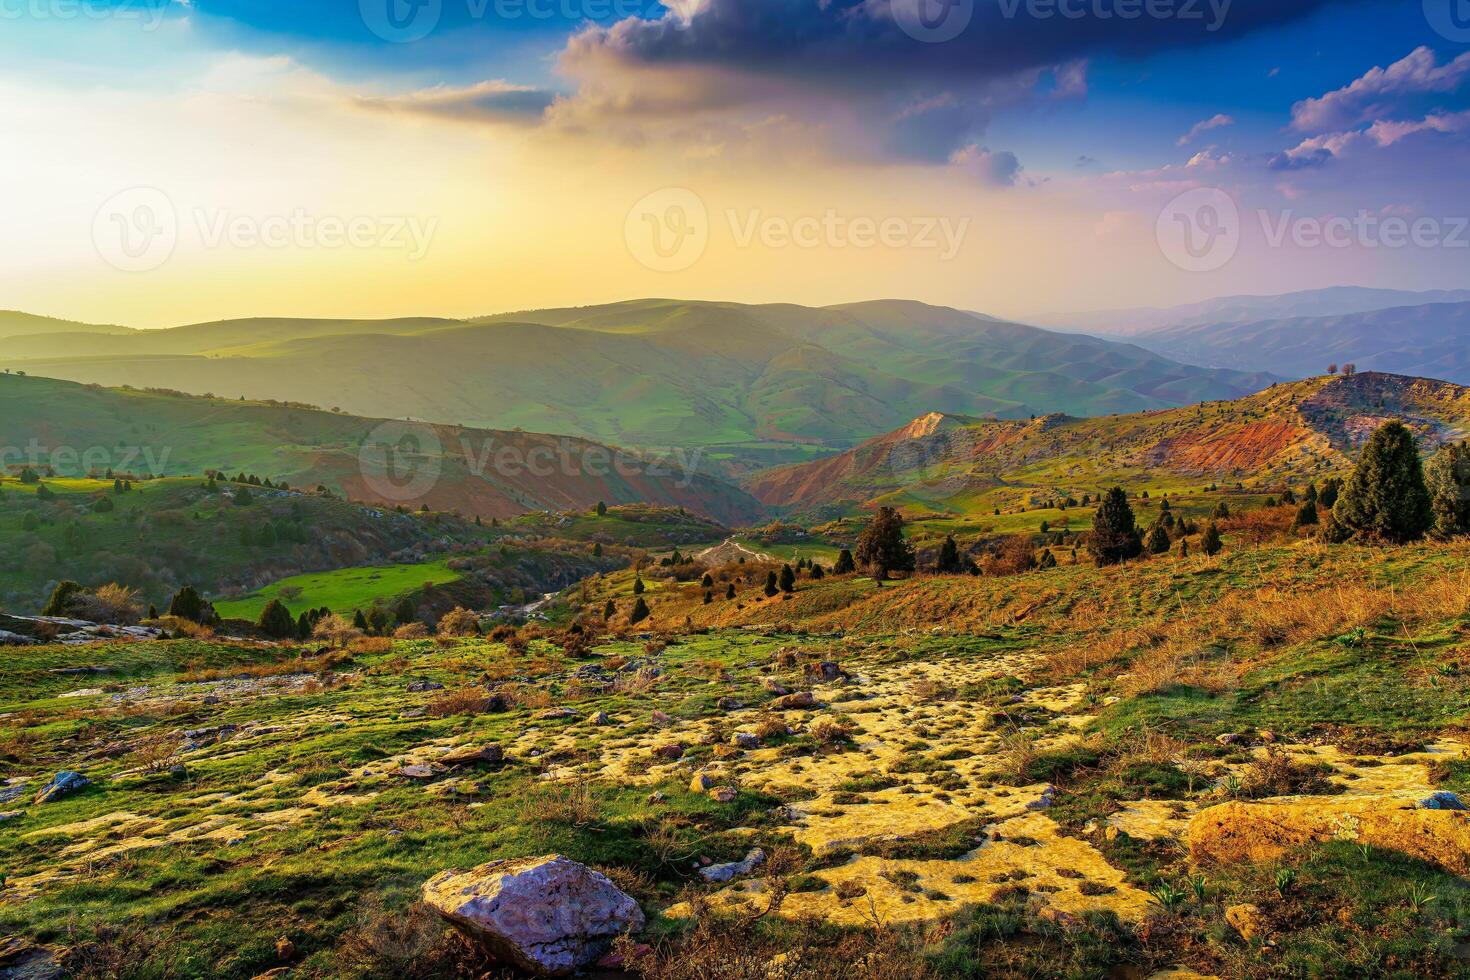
[257,599,296,639]
[1089,488,1142,566]
[629,596,651,625]
[1426,441,1470,538]
[436,607,480,637]
[74,583,143,626]
[41,580,85,617]
[1333,420,1433,543]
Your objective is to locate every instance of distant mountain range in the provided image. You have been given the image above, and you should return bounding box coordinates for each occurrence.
[1029,286,1470,337]
[747,372,1470,517]
[0,299,1275,472]
[0,374,765,525]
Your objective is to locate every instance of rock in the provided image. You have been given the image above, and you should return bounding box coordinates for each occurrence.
[589,712,612,726]
[647,791,666,804]
[274,936,296,961]
[1026,785,1058,811]
[689,772,716,792]
[652,744,685,761]
[0,937,63,980]
[762,679,790,696]
[422,854,645,976]
[715,697,744,711]
[771,692,815,711]
[650,710,673,725]
[395,764,437,780]
[0,782,27,805]
[34,771,89,804]
[440,744,504,767]
[803,661,845,683]
[732,733,761,749]
[1189,796,1470,875]
[406,680,444,693]
[0,811,21,823]
[698,848,765,883]
[1417,791,1468,811]
[1225,903,1267,942]
[538,708,579,721]
[0,630,37,647]
[1215,733,1244,746]
[709,787,738,803]
[1256,729,1279,744]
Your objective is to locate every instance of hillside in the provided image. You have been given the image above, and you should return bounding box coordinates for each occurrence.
[748,372,1470,515]
[0,300,1275,469]
[1031,286,1470,336]
[1136,302,1470,385]
[0,374,765,526]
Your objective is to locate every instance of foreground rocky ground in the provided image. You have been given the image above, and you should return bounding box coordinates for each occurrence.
[2,541,1469,978]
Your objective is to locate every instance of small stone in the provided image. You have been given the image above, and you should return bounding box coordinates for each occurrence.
[440,744,504,767]
[406,680,444,693]
[647,791,666,804]
[803,661,845,682]
[1026,785,1058,810]
[538,707,579,721]
[690,772,716,792]
[589,712,612,726]
[715,697,744,711]
[0,811,22,823]
[34,771,89,804]
[1225,903,1267,942]
[1417,791,1467,811]
[1215,732,1244,746]
[772,692,815,711]
[698,848,765,883]
[396,764,437,780]
[709,786,738,803]
[762,679,790,695]
[651,710,673,725]
[732,733,761,749]
[652,744,685,761]
[274,936,296,961]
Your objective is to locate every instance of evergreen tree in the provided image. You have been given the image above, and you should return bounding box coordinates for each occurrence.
[22,512,39,531]
[147,604,158,620]
[936,535,962,574]
[167,586,210,624]
[257,522,277,547]
[297,612,313,640]
[701,573,714,588]
[592,542,603,557]
[1292,500,1319,530]
[629,596,650,624]
[1425,441,1470,538]
[703,590,712,604]
[596,501,607,517]
[352,609,369,631]
[257,599,295,639]
[810,563,825,580]
[1088,487,1142,567]
[394,597,417,625]
[1281,487,1297,505]
[93,496,114,513]
[1304,482,1319,506]
[113,478,124,494]
[854,506,915,580]
[603,599,616,619]
[1212,501,1230,520]
[35,484,55,501]
[1319,477,1342,510]
[833,549,856,575]
[763,571,779,597]
[234,486,254,506]
[1144,522,1171,555]
[42,580,84,617]
[1177,538,1189,558]
[1333,420,1433,543]
[779,564,796,593]
[1201,521,1223,556]
[1038,548,1057,569]
[632,577,646,596]
[725,583,736,600]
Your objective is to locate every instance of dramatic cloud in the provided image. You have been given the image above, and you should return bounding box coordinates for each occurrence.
[1177,113,1234,145]
[1290,47,1470,132]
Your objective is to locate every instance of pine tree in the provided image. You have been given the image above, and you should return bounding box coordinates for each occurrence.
[353,609,369,631]
[629,596,650,624]
[167,586,209,624]
[593,542,603,557]
[257,599,295,639]
[394,597,417,625]
[1088,487,1142,567]
[1201,521,1223,557]
[701,573,714,588]
[1038,548,1057,569]
[936,535,962,574]
[1319,477,1342,510]
[1144,522,1170,554]
[42,580,84,617]
[632,577,645,596]
[854,506,915,580]
[603,599,616,619]
[763,571,779,597]
[833,549,856,575]
[810,563,825,580]
[297,612,313,640]
[1291,500,1318,530]
[779,564,796,593]
[1425,441,1470,538]
[1212,501,1230,520]
[1333,420,1433,543]
[596,501,607,517]
[725,583,736,600]
[1177,538,1189,558]
[147,604,158,620]
[1281,487,1297,505]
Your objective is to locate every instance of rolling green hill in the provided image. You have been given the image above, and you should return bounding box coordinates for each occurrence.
[748,372,1470,518]
[0,374,765,526]
[0,299,1275,472]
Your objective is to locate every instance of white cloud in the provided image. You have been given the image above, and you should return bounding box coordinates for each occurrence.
[1177,113,1234,146]
[1290,46,1470,132]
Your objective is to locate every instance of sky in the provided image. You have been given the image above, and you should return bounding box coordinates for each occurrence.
[2,0,1468,326]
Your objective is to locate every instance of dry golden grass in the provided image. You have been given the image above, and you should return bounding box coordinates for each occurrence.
[424,687,496,718]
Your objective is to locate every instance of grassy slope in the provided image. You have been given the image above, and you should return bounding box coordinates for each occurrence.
[748,372,1470,518]
[0,525,1467,977]
[0,299,1273,468]
[0,373,766,526]
[211,561,462,621]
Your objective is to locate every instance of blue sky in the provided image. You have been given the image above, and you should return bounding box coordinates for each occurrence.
[3,0,1468,323]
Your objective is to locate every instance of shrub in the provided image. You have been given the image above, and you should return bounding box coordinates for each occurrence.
[1144,523,1171,555]
[833,548,856,575]
[1088,488,1142,566]
[1201,521,1223,557]
[1333,420,1433,543]
[629,596,651,625]
[436,607,480,637]
[393,621,430,640]
[257,599,296,639]
[1426,441,1470,538]
[41,580,84,617]
[75,583,143,626]
[312,614,365,648]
